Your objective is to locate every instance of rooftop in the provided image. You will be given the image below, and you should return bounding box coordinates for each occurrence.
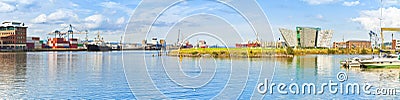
[347,40,370,42]
[0,21,27,28]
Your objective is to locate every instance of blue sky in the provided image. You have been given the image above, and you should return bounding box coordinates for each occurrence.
[1,0,400,44]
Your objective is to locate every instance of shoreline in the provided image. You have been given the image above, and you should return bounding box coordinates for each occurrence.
[0,48,387,57]
[167,48,383,58]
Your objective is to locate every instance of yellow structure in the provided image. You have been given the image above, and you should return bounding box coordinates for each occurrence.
[380,28,400,49]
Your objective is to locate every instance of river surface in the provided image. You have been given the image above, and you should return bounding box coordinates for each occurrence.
[0,51,399,99]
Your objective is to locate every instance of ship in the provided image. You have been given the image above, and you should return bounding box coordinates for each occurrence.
[45,24,85,50]
[142,37,163,50]
[85,32,112,51]
[86,44,112,51]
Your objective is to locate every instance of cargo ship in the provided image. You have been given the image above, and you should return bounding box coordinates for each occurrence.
[42,25,86,50]
[86,44,111,51]
[85,32,112,51]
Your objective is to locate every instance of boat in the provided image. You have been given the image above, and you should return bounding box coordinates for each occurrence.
[142,37,163,50]
[86,32,112,51]
[359,54,400,68]
[340,57,363,68]
[86,44,112,51]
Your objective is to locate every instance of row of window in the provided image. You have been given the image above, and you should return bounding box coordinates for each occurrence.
[1,36,25,39]
[1,41,24,44]
[16,36,24,39]
[16,32,25,35]
[0,32,25,35]
[0,27,15,30]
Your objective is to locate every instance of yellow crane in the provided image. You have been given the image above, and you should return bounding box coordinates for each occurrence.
[380,27,400,49]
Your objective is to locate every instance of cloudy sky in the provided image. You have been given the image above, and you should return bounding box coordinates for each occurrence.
[0,0,399,43]
[265,0,400,42]
[0,0,136,42]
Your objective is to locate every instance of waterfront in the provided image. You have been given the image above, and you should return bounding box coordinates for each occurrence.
[0,51,399,99]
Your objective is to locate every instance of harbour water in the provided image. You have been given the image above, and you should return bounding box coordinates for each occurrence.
[0,51,399,99]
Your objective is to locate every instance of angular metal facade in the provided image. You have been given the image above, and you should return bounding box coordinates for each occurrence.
[280,27,333,48]
[300,28,318,48]
[317,30,333,48]
[279,28,297,47]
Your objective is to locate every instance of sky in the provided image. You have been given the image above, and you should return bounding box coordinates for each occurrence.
[1,0,400,44]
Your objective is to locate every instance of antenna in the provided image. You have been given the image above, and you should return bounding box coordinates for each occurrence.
[379,0,384,49]
[380,0,383,30]
[177,29,181,45]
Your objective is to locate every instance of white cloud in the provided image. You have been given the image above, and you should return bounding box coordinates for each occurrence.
[352,7,400,30]
[116,17,125,25]
[343,1,360,6]
[0,0,138,41]
[100,1,133,15]
[31,14,47,23]
[84,14,104,29]
[0,2,16,13]
[47,10,79,22]
[302,0,338,5]
[16,0,34,5]
[3,0,36,11]
[30,9,80,24]
[385,0,400,6]
[71,3,79,7]
[316,14,324,19]
[100,1,119,8]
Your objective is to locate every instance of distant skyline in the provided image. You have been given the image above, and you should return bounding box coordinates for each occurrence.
[0,0,400,43]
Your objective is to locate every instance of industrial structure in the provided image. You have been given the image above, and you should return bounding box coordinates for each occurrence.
[279,27,333,48]
[0,21,27,49]
[333,40,371,49]
[380,28,400,49]
[46,24,86,49]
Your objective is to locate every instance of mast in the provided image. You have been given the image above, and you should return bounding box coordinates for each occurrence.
[177,29,181,45]
[85,30,88,42]
[380,0,384,49]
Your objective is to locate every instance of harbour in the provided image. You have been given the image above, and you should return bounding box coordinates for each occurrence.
[0,0,400,99]
[0,51,398,99]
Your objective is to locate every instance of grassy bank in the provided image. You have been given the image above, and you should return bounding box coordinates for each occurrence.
[168,48,381,58]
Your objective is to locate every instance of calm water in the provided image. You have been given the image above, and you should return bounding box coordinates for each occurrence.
[0,51,399,99]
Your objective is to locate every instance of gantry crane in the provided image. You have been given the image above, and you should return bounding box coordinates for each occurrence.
[47,24,88,41]
[380,27,400,49]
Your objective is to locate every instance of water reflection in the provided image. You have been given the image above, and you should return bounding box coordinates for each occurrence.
[0,52,398,99]
[0,53,27,98]
[269,55,399,99]
[0,52,133,99]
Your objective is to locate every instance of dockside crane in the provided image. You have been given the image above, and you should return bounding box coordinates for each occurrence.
[47,24,89,41]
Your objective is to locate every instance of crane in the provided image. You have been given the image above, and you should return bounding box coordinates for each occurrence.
[380,28,400,49]
[47,24,88,41]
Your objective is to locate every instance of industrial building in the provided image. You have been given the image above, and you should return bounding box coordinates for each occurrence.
[0,21,27,49]
[279,28,297,47]
[279,27,333,48]
[393,40,400,50]
[333,40,371,49]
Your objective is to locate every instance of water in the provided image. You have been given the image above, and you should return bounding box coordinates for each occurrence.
[0,52,133,99]
[0,52,399,99]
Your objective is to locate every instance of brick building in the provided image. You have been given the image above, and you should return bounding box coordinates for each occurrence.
[346,40,371,49]
[333,40,371,49]
[333,41,346,49]
[0,21,27,49]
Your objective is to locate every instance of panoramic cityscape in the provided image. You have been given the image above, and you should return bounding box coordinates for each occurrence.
[0,0,399,99]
